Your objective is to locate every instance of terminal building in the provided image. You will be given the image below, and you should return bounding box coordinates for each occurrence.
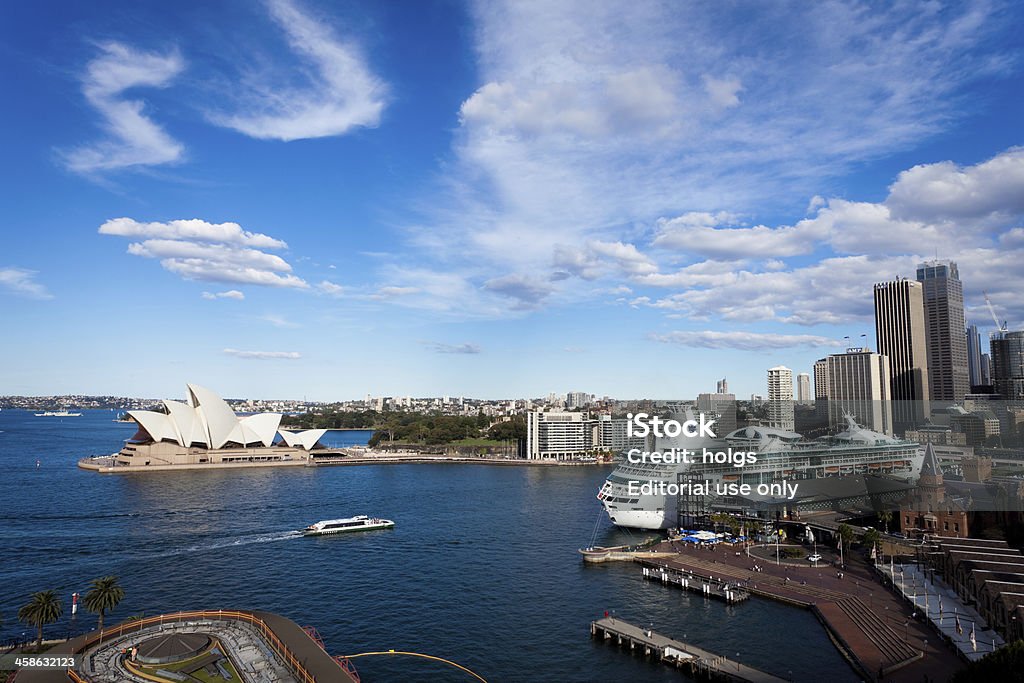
[106,383,329,468]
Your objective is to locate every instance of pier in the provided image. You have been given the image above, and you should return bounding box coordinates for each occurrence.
[635,542,966,681]
[590,617,787,682]
[641,565,750,603]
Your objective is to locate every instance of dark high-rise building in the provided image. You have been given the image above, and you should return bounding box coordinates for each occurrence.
[991,330,1024,404]
[967,324,984,388]
[874,279,930,431]
[917,260,970,403]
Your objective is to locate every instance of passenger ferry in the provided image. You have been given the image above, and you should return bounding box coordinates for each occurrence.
[302,515,394,536]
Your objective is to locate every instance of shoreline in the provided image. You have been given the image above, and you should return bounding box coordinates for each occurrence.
[77,452,611,473]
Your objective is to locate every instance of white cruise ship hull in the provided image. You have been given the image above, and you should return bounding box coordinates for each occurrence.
[604,508,673,530]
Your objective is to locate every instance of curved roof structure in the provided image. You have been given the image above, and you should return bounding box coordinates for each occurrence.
[279,429,328,450]
[128,383,324,450]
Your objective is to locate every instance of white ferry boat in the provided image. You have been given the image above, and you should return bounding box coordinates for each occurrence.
[35,410,82,417]
[302,515,394,536]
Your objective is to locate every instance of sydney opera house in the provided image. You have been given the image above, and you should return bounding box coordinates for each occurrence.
[100,384,330,469]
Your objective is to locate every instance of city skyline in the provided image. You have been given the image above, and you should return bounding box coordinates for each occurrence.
[3,1,1024,401]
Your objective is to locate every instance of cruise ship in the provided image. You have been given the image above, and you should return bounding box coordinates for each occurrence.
[34,409,82,417]
[598,415,924,530]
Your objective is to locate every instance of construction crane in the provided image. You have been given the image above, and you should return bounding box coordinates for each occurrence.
[983,291,1008,332]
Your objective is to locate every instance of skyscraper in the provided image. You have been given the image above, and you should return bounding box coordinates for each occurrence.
[967,324,984,388]
[797,372,811,405]
[917,260,970,403]
[813,358,828,400]
[767,366,794,431]
[874,278,930,431]
[824,348,894,435]
[716,378,729,394]
[991,330,1024,404]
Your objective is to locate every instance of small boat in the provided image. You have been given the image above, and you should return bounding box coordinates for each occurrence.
[302,515,394,536]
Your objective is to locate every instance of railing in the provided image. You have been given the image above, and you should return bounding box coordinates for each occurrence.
[62,610,343,683]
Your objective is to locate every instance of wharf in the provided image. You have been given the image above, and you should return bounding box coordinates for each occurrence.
[636,541,968,682]
[641,564,749,603]
[590,617,786,682]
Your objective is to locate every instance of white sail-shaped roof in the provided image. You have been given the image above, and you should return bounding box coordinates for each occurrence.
[125,384,323,451]
[279,429,328,450]
[240,413,283,447]
[164,399,208,447]
[188,383,241,449]
[128,410,179,444]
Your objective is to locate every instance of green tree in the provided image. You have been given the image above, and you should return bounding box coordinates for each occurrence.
[837,523,854,555]
[953,639,1024,682]
[84,576,125,631]
[878,510,893,534]
[863,528,881,557]
[18,590,63,652]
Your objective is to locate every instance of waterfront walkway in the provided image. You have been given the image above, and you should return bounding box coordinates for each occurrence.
[880,562,1006,661]
[591,617,787,682]
[643,541,964,681]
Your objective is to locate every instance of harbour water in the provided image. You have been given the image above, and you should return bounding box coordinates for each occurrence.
[0,410,857,681]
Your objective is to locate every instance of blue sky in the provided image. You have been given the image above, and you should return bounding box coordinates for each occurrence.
[2,0,1023,401]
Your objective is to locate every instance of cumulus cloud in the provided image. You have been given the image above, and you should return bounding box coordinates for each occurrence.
[100,217,307,289]
[222,348,301,360]
[886,146,1024,223]
[0,267,53,299]
[652,330,842,351]
[100,218,286,248]
[422,342,482,355]
[211,0,388,141]
[553,240,657,280]
[63,42,184,173]
[654,214,825,258]
[429,0,1008,279]
[201,290,245,300]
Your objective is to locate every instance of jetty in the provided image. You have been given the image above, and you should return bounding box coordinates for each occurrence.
[590,617,787,682]
[641,564,750,603]
[634,544,960,681]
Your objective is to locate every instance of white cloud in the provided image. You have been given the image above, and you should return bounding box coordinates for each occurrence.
[99,218,286,249]
[318,280,345,296]
[653,330,843,351]
[201,290,245,300]
[63,42,184,173]
[654,214,825,258]
[701,74,742,109]
[100,217,307,289]
[421,342,482,355]
[396,1,1009,320]
[211,0,388,141]
[886,146,1024,222]
[222,348,301,360]
[0,267,53,300]
[482,274,554,309]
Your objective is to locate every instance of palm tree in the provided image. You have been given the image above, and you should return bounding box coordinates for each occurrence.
[83,576,125,631]
[878,510,893,534]
[18,590,63,652]
[837,523,854,555]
